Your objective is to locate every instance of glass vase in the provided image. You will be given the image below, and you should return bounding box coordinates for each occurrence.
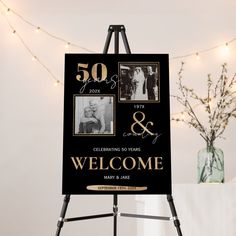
[197,145,224,183]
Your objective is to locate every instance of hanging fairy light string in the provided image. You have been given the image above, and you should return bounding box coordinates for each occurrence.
[170,39,236,61]
[0,0,94,52]
[1,0,236,60]
[0,9,62,86]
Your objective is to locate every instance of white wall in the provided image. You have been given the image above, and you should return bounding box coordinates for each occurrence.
[1,0,236,235]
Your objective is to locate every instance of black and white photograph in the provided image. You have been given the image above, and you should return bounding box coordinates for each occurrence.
[74,95,115,135]
[118,63,160,102]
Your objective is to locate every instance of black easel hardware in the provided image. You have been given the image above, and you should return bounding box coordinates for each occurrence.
[103,25,131,54]
[55,25,182,236]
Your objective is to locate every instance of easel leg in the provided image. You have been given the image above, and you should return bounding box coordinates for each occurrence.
[103,26,113,54]
[55,195,71,236]
[120,28,131,54]
[114,30,119,54]
[113,194,118,236]
[167,195,182,236]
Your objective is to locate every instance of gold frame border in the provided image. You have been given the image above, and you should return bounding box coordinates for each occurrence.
[73,94,116,137]
[118,61,160,103]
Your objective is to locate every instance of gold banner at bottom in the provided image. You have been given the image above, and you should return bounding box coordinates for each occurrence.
[86,185,147,191]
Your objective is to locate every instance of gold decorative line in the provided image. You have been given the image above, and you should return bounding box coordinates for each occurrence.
[87,185,147,191]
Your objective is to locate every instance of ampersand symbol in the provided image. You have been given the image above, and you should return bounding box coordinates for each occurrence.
[131,111,154,136]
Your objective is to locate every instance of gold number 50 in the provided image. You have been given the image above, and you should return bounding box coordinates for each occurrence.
[76,63,107,81]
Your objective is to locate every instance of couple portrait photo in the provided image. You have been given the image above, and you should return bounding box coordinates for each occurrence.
[74,95,114,135]
[119,63,160,102]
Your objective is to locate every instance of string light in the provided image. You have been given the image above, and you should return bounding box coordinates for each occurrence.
[31,56,37,61]
[1,0,236,59]
[6,7,10,15]
[65,42,70,49]
[225,42,229,50]
[220,42,230,57]
[0,8,62,87]
[0,0,93,52]
[171,99,204,121]
[54,80,60,87]
[35,26,40,33]
[171,39,236,60]
[195,52,200,60]
[223,42,229,53]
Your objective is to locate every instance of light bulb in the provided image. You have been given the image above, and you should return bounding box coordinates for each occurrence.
[196,52,200,60]
[35,27,40,33]
[54,80,60,87]
[225,43,229,51]
[65,42,70,49]
[222,43,229,53]
[6,8,11,15]
[220,42,230,58]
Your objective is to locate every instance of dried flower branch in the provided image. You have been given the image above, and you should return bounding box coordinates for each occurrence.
[172,63,236,147]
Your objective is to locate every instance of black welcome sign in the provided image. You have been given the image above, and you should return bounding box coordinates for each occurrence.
[63,54,171,194]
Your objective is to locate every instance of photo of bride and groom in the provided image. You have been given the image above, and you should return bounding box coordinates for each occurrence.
[119,63,159,102]
[74,96,114,135]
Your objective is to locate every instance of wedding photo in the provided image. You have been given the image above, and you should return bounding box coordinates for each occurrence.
[118,63,160,102]
[73,95,115,135]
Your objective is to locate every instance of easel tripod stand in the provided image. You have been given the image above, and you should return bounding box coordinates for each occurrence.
[55,25,182,236]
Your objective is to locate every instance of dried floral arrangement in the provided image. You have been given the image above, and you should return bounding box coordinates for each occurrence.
[172,62,236,147]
